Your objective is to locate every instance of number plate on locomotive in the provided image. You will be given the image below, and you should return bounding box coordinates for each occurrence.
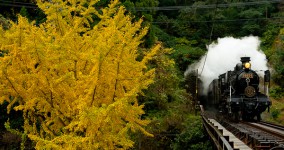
[242,73,253,78]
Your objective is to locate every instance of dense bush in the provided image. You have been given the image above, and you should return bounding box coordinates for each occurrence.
[171,115,213,150]
[270,87,284,100]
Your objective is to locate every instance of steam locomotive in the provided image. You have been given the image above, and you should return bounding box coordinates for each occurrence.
[207,57,271,121]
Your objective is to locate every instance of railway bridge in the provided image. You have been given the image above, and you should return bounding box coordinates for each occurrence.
[200,105,284,150]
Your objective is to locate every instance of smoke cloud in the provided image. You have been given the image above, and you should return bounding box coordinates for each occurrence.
[185,36,268,94]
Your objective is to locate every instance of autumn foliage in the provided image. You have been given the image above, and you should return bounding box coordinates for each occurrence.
[0,0,159,149]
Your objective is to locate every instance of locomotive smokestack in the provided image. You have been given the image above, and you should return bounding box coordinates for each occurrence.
[241,57,251,70]
[241,57,251,63]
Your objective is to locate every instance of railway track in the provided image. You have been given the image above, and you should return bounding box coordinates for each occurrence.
[202,109,284,150]
[247,121,284,139]
[219,120,284,149]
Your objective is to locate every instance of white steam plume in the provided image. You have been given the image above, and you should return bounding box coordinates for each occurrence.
[184,36,268,95]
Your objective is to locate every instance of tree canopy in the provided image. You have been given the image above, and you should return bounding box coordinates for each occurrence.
[0,0,159,149]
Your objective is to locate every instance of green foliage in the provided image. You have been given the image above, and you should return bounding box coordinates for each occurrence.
[270,87,284,99]
[0,14,10,29]
[19,7,30,20]
[122,0,135,12]
[157,0,281,45]
[135,89,193,149]
[0,101,24,132]
[152,26,206,71]
[131,0,159,48]
[135,0,159,8]
[135,45,198,149]
[0,50,9,57]
[152,25,176,47]
[268,28,284,87]
[141,47,182,112]
[271,108,281,119]
[238,9,262,19]
[171,115,213,150]
[34,9,46,25]
[173,38,206,71]
[266,99,284,125]
[237,7,265,35]
[261,24,280,53]
[143,20,156,48]
[159,0,176,6]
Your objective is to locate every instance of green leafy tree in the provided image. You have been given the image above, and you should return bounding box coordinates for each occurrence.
[270,28,284,87]
[122,0,159,48]
[172,37,206,71]
[133,44,196,149]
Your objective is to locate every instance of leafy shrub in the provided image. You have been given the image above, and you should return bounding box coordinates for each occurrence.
[269,87,284,99]
[171,115,213,150]
[271,108,280,119]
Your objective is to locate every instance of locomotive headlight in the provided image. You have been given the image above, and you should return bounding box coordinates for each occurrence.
[244,62,251,69]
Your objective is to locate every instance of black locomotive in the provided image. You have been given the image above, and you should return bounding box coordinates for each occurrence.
[207,57,271,121]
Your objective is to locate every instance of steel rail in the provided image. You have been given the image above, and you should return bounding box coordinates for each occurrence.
[259,121,284,131]
[242,121,284,140]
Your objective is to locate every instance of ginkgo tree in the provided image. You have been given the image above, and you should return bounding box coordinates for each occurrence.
[0,0,160,149]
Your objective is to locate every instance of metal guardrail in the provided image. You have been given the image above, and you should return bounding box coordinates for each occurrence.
[202,116,234,150]
[202,114,252,150]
